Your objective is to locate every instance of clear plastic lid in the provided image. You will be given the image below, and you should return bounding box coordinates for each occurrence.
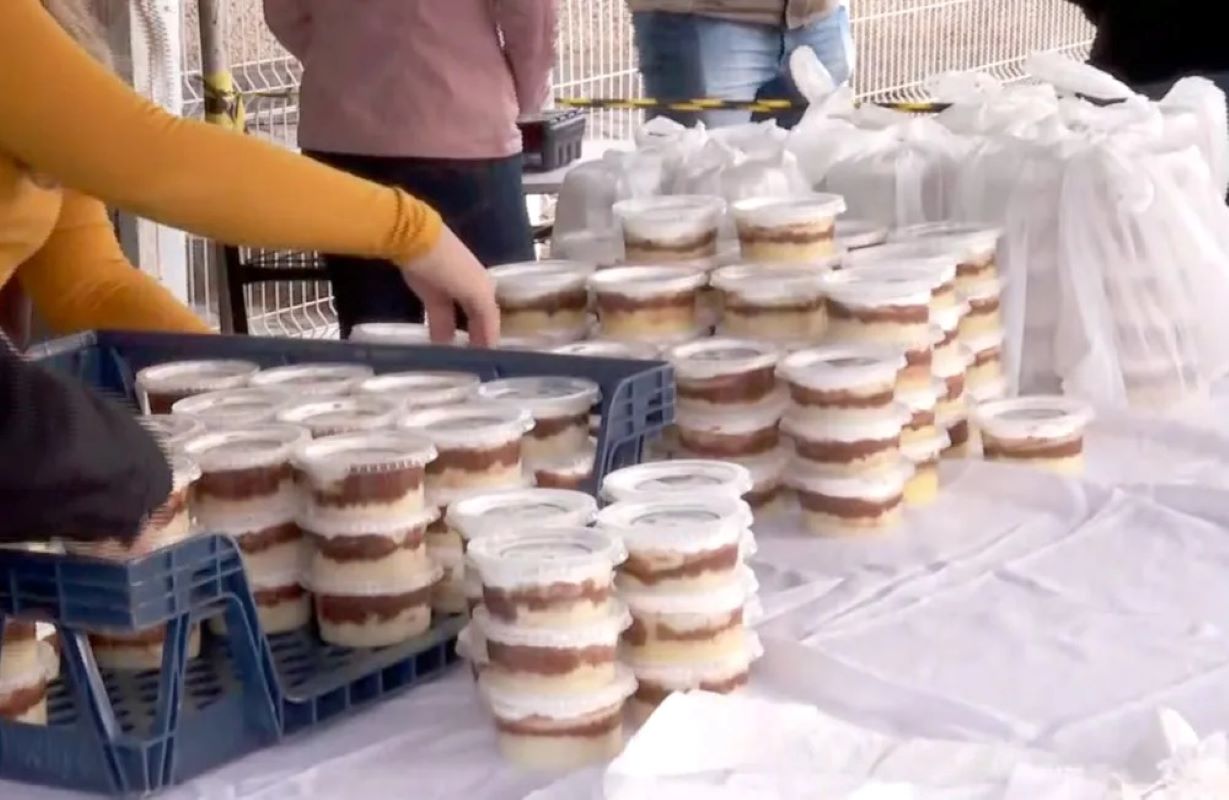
[139,414,206,450]
[184,424,310,472]
[620,566,758,615]
[785,458,914,499]
[551,229,624,268]
[840,255,958,291]
[307,563,443,598]
[293,430,438,484]
[934,343,974,380]
[471,602,631,649]
[902,429,951,464]
[972,396,1094,441]
[731,194,846,227]
[674,388,788,434]
[709,264,829,304]
[595,494,751,555]
[600,460,754,503]
[136,359,259,395]
[628,632,764,686]
[968,377,1008,404]
[171,387,292,428]
[835,219,890,251]
[427,474,535,511]
[820,265,935,308]
[889,221,1002,260]
[551,340,660,360]
[843,242,960,275]
[666,338,781,382]
[781,403,912,443]
[964,329,1006,355]
[248,568,306,592]
[398,402,535,448]
[355,371,481,409]
[195,505,300,536]
[489,259,597,302]
[533,445,597,481]
[776,345,906,392]
[167,452,203,492]
[299,504,439,539]
[349,323,469,347]
[959,275,1004,303]
[274,395,401,437]
[466,526,627,590]
[897,379,945,415]
[476,377,601,419]
[480,663,637,722]
[613,195,726,240]
[248,363,373,396]
[587,265,708,300]
[933,299,970,334]
[498,326,593,351]
[446,488,598,542]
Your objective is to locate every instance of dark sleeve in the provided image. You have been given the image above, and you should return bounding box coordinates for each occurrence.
[0,339,171,544]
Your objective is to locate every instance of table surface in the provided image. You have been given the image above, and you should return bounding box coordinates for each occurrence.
[10,409,1229,799]
[522,138,630,195]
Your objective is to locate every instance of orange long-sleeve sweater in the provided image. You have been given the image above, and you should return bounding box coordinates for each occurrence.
[0,0,442,335]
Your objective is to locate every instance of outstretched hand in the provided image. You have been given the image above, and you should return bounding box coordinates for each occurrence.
[398,225,500,347]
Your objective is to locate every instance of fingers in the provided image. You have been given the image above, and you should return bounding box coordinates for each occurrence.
[411,279,459,345]
[461,290,501,348]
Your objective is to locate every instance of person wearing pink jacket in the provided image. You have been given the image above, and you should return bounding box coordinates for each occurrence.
[264,0,557,336]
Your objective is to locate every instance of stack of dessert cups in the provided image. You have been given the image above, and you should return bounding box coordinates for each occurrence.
[958,274,1009,405]
[185,424,314,636]
[248,363,374,398]
[664,338,791,518]
[889,221,1003,288]
[973,396,1095,477]
[293,431,443,648]
[489,260,597,343]
[777,346,914,536]
[596,493,762,725]
[274,394,402,439]
[476,377,601,494]
[896,377,951,506]
[464,527,635,770]
[171,387,293,430]
[0,618,55,723]
[68,454,204,669]
[353,371,481,411]
[932,301,975,458]
[710,263,833,345]
[135,359,260,414]
[587,265,711,347]
[612,195,726,265]
[729,194,846,264]
[399,403,536,617]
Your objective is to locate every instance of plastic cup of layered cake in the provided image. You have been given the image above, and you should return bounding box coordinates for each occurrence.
[667,337,782,413]
[731,194,846,264]
[889,221,1002,289]
[355,371,481,410]
[551,340,661,360]
[835,219,890,252]
[613,195,726,263]
[398,403,535,496]
[301,506,438,595]
[621,568,757,665]
[294,430,438,520]
[710,263,830,342]
[490,260,597,336]
[532,442,596,491]
[551,229,624,268]
[819,269,935,382]
[963,330,1007,403]
[198,507,304,583]
[349,323,469,347]
[628,632,763,725]
[600,460,754,505]
[139,413,206,453]
[476,377,601,466]
[781,403,911,475]
[67,454,201,561]
[248,363,374,398]
[588,265,708,342]
[777,344,905,418]
[841,249,960,316]
[468,527,626,628]
[448,489,599,547]
[973,396,1094,476]
[185,424,311,521]
[275,395,401,438]
[596,494,752,593]
[957,275,1004,340]
[210,568,311,637]
[788,459,912,536]
[312,564,442,648]
[171,387,293,429]
[469,603,631,694]
[136,359,260,414]
[674,392,786,459]
[89,624,202,672]
[480,664,636,771]
[901,428,949,507]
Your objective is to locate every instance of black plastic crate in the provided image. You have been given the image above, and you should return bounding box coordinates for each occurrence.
[519,110,587,172]
[0,329,673,796]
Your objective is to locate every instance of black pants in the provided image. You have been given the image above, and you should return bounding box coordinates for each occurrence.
[306,151,534,337]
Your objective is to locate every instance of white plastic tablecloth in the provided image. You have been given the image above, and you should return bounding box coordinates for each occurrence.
[10,411,1229,799]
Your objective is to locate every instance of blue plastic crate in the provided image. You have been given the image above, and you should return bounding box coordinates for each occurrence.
[0,330,674,796]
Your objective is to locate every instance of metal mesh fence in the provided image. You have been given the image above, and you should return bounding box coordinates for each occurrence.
[177,0,1092,337]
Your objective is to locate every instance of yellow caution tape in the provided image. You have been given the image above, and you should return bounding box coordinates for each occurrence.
[203,70,246,131]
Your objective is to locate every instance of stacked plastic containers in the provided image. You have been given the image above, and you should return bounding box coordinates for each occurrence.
[488,260,597,344]
[185,425,313,636]
[730,194,846,264]
[598,466,762,724]
[776,346,916,535]
[465,526,634,770]
[292,431,443,647]
[612,195,725,265]
[399,404,535,617]
[587,265,710,347]
[710,264,831,345]
[664,339,790,516]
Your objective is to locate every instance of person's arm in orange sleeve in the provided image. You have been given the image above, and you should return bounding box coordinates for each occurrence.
[0,0,437,264]
[263,0,312,61]
[16,191,211,336]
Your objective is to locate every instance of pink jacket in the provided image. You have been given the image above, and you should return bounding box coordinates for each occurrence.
[263,0,557,159]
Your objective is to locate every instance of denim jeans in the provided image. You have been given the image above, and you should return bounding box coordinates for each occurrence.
[632,7,854,129]
[306,151,533,337]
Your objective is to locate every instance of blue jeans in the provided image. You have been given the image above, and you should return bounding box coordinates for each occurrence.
[306,151,533,337]
[632,7,854,129]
